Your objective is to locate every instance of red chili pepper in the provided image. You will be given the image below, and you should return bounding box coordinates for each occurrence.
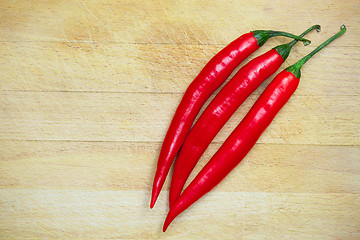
[169,25,320,207]
[163,25,346,231]
[150,30,310,208]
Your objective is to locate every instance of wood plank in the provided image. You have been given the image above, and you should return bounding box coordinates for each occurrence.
[0,42,358,95]
[0,189,358,239]
[0,140,359,194]
[0,0,358,46]
[1,92,359,144]
[1,0,359,239]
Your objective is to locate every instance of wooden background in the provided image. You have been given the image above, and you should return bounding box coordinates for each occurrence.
[0,0,359,239]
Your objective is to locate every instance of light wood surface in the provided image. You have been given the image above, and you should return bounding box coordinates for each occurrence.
[1,0,359,239]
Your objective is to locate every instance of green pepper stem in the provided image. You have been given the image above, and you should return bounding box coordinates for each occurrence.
[274,25,320,60]
[252,30,311,46]
[286,25,346,78]
[288,25,321,48]
[268,31,311,46]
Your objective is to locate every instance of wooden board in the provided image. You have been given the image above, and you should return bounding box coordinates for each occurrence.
[0,0,359,239]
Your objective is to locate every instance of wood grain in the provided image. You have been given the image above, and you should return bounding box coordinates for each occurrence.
[1,140,359,193]
[0,0,359,239]
[0,42,359,95]
[0,0,359,45]
[1,92,359,144]
[1,190,358,239]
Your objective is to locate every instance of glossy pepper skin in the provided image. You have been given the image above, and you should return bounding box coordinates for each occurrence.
[164,68,299,232]
[169,25,320,207]
[163,25,346,232]
[150,30,310,208]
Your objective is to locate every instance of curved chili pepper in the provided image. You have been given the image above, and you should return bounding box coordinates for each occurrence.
[169,25,320,207]
[150,30,310,208]
[163,25,346,231]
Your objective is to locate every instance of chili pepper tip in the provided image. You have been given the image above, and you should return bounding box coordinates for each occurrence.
[150,196,156,209]
[163,215,171,232]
